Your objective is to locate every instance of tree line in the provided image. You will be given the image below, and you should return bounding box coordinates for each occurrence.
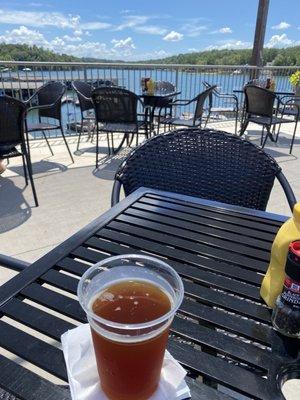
[0,43,299,66]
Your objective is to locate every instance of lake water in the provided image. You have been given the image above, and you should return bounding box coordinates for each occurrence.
[1,68,293,138]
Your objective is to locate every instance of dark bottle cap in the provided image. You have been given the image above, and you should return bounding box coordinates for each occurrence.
[285,241,300,281]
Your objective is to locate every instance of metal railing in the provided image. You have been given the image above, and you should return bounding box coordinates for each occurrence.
[0,61,299,139]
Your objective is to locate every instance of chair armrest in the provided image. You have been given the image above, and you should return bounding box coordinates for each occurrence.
[26,104,55,114]
[0,254,29,272]
[276,171,297,212]
[111,179,122,206]
[171,99,193,106]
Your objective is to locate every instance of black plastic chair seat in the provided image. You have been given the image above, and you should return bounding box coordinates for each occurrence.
[160,117,201,127]
[97,121,146,133]
[0,146,21,158]
[248,115,292,125]
[27,122,60,132]
[210,106,236,112]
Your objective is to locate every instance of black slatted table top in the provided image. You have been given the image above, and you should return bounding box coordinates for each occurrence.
[0,188,298,400]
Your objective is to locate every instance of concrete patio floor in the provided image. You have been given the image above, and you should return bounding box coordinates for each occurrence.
[1,120,300,285]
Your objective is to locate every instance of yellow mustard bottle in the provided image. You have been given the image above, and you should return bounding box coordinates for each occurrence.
[147,79,155,95]
[260,203,300,308]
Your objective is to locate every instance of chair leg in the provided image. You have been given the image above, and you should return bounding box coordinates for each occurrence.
[21,152,28,186]
[234,110,238,135]
[262,125,271,148]
[260,126,266,146]
[60,125,74,163]
[204,111,211,128]
[24,149,38,207]
[111,132,115,153]
[275,121,282,143]
[106,132,111,156]
[96,129,100,168]
[239,120,249,137]
[76,121,83,151]
[42,131,54,156]
[289,120,298,154]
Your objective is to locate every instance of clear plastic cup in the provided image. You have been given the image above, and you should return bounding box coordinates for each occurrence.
[77,254,184,400]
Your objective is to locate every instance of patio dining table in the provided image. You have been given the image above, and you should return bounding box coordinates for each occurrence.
[0,187,299,400]
[139,90,181,133]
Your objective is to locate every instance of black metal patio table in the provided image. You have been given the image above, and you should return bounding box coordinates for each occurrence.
[140,90,181,133]
[0,187,299,400]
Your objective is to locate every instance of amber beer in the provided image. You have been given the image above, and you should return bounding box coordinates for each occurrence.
[78,255,184,400]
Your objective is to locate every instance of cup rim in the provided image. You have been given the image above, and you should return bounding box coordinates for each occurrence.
[77,254,184,330]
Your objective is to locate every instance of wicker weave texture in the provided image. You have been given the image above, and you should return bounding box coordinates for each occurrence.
[92,87,138,124]
[0,388,18,400]
[244,85,276,117]
[0,96,26,146]
[72,81,93,112]
[36,81,65,120]
[115,128,281,210]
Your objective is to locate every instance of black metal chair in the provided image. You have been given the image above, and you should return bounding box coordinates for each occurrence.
[111,128,296,212]
[0,95,38,206]
[276,95,300,154]
[25,81,74,163]
[157,86,216,132]
[240,85,295,151]
[71,81,95,151]
[91,87,149,167]
[203,81,239,134]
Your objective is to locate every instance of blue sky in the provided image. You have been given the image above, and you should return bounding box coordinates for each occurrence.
[0,0,299,60]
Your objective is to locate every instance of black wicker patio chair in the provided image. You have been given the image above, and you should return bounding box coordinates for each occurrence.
[72,81,95,151]
[25,81,74,163]
[157,86,216,133]
[0,95,38,206]
[91,86,149,167]
[203,81,239,134]
[276,95,300,154]
[240,85,296,152]
[111,128,296,212]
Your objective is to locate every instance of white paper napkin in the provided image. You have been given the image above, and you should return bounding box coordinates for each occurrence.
[61,324,191,400]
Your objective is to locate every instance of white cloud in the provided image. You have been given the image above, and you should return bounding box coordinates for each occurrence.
[0,9,79,28]
[0,25,48,46]
[111,37,136,56]
[181,20,207,37]
[265,33,294,48]
[62,34,82,42]
[219,27,233,34]
[211,27,233,34]
[271,21,291,30]
[0,26,137,60]
[205,40,251,50]
[115,15,149,31]
[80,21,112,30]
[134,25,167,35]
[163,30,183,42]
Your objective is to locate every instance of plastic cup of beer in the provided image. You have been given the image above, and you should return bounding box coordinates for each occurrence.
[77,254,184,400]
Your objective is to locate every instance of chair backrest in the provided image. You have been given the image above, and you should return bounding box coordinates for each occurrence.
[193,86,216,122]
[72,81,93,113]
[0,95,26,147]
[113,128,284,211]
[244,85,276,118]
[155,81,175,92]
[91,87,139,124]
[35,81,66,120]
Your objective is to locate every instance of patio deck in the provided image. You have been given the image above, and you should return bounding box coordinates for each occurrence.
[1,120,300,286]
